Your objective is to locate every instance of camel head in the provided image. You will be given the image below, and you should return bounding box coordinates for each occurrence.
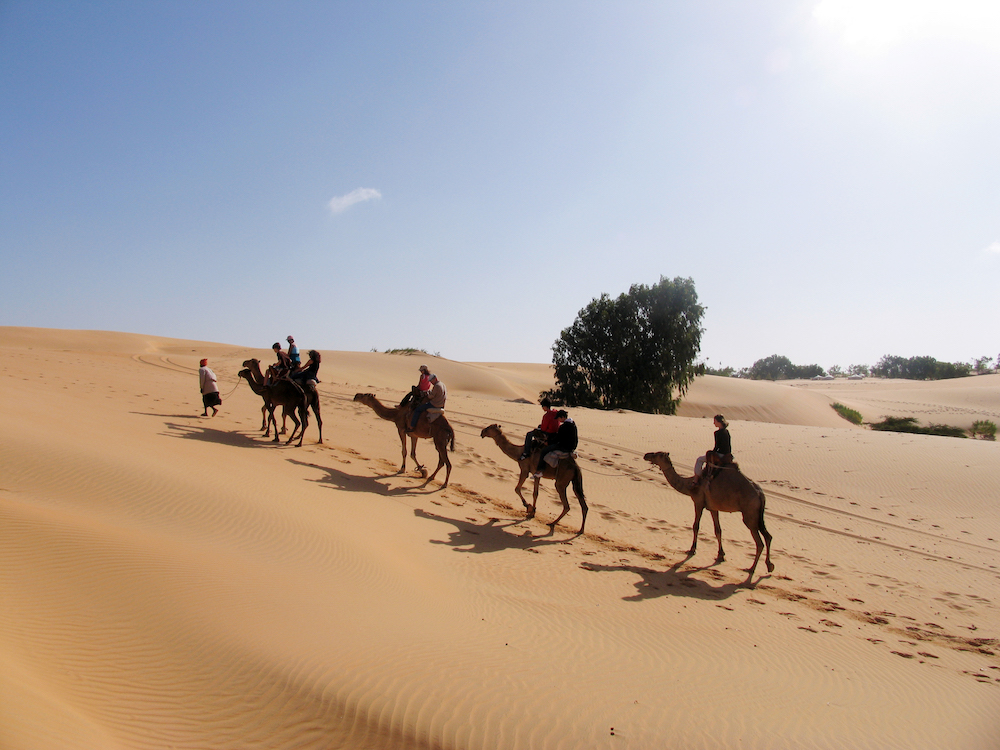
[353,393,375,403]
[644,451,671,467]
[238,369,253,382]
[480,424,502,439]
[242,358,260,369]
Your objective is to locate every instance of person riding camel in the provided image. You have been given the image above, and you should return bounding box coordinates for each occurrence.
[533,410,577,478]
[520,397,560,460]
[407,374,445,432]
[267,342,292,384]
[290,350,321,387]
[286,336,300,372]
[416,364,432,395]
[692,414,732,490]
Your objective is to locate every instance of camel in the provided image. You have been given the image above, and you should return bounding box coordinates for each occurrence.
[239,359,322,446]
[240,358,300,439]
[244,358,322,445]
[353,392,455,487]
[237,368,306,445]
[480,424,588,534]
[242,362,296,436]
[644,451,773,581]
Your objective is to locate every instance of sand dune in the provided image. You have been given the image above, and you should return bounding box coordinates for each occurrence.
[1,328,997,749]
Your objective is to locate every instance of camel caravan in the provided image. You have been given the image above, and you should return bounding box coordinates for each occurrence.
[236,349,774,581]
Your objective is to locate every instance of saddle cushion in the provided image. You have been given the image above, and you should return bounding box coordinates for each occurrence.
[543,450,575,468]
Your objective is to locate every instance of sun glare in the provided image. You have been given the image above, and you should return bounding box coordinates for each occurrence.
[814,0,1000,51]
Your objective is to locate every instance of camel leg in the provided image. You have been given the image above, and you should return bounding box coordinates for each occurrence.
[425,437,451,487]
[312,397,322,444]
[410,436,425,476]
[277,407,300,443]
[547,481,572,530]
[530,476,542,518]
[689,502,704,556]
[513,468,532,513]
[573,471,588,535]
[743,509,774,578]
[292,403,308,446]
[396,430,408,473]
[273,404,299,443]
[710,510,725,563]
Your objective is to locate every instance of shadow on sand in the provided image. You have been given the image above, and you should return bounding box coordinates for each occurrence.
[160,422,261,448]
[284,457,419,498]
[415,508,581,555]
[581,558,758,601]
[132,411,204,420]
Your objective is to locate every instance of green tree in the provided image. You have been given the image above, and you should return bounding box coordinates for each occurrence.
[873,355,907,378]
[544,276,704,414]
[748,354,794,380]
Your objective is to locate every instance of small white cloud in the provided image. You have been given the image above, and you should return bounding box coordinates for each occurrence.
[328,187,382,214]
[985,241,1000,255]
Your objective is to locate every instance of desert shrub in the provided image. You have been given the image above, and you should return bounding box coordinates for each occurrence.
[971,420,997,440]
[701,364,735,377]
[872,355,972,380]
[381,347,432,356]
[868,416,966,438]
[831,402,863,425]
[746,355,825,380]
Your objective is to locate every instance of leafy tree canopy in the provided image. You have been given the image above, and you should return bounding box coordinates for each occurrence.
[543,276,704,414]
[872,355,972,380]
[744,354,825,380]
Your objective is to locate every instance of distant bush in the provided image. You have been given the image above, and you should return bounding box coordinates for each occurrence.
[868,416,966,438]
[699,364,735,377]
[376,347,440,357]
[971,420,997,440]
[745,354,825,380]
[871,355,972,380]
[831,402,863,425]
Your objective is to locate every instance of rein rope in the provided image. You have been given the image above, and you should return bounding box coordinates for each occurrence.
[218,377,243,399]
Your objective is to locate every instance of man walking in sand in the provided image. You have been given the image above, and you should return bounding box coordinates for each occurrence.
[199,358,221,417]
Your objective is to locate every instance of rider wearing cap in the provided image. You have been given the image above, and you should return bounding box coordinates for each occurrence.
[286,336,300,372]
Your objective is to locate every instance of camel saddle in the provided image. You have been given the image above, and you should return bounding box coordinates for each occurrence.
[425,407,444,423]
[702,452,737,488]
[706,451,734,469]
[542,450,577,468]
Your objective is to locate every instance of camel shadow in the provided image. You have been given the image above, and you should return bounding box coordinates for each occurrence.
[415,508,579,555]
[131,412,204,420]
[285,458,411,498]
[161,422,259,448]
[580,560,743,602]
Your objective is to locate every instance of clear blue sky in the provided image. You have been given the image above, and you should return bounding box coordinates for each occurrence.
[2,1,998,369]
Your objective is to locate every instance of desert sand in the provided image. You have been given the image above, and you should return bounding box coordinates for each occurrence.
[1,327,998,749]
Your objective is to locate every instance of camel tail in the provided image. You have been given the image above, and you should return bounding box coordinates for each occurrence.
[756,485,770,538]
[449,425,456,452]
[572,470,585,502]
